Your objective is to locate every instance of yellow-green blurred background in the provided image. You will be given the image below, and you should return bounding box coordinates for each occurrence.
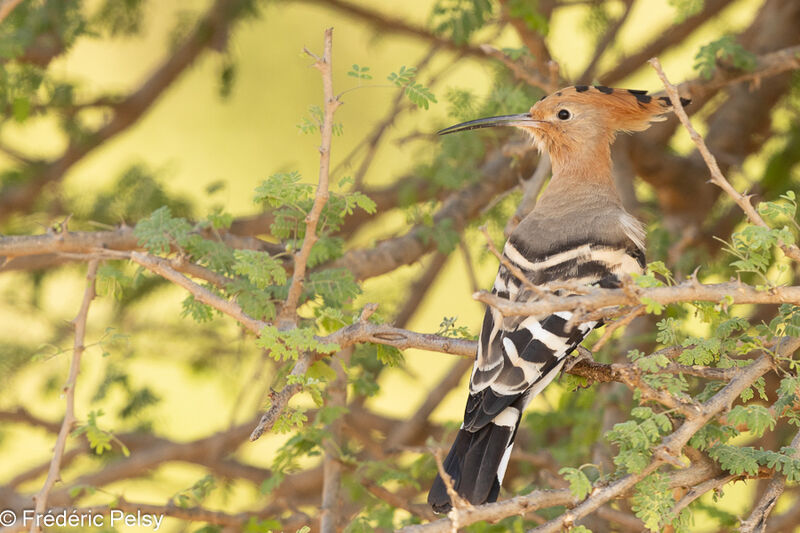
[2,0,792,531]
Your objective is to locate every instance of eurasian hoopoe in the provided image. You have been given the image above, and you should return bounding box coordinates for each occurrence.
[427,85,690,512]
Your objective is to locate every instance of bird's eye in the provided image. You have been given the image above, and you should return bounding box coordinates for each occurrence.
[557,109,571,120]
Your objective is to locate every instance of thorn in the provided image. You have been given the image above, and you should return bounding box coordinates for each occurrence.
[61,214,73,235]
[359,303,379,323]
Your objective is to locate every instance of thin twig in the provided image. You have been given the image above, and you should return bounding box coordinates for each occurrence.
[280,28,340,325]
[591,305,644,352]
[431,447,470,532]
[649,57,800,264]
[670,473,739,518]
[29,260,99,533]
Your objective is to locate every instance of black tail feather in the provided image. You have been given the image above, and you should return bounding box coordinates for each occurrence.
[427,424,514,513]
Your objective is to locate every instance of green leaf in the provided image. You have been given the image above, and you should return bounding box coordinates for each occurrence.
[256,325,340,361]
[233,249,287,289]
[726,405,775,437]
[388,66,436,109]
[181,294,216,323]
[507,0,548,35]
[430,0,494,44]
[96,263,132,300]
[641,296,664,315]
[347,64,373,80]
[558,466,592,500]
[694,35,756,80]
[404,81,438,109]
[708,444,761,476]
[254,171,313,208]
[133,206,193,255]
[632,473,673,531]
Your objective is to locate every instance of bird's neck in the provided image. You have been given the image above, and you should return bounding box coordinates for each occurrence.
[536,142,620,213]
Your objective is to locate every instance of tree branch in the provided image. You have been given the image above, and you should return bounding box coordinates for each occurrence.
[320,349,350,533]
[332,148,538,280]
[29,260,98,533]
[475,280,800,317]
[649,57,800,263]
[279,27,340,325]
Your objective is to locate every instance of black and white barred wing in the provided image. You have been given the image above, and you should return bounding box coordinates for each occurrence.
[467,238,644,429]
[428,237,645,512]
[465,265,595,432]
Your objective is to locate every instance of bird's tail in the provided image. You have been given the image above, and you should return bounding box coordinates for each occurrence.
[427,422,517,513]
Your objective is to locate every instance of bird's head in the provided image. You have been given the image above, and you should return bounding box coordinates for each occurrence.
[439,85,689,164]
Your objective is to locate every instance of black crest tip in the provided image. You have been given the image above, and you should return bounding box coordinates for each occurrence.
[658,95,692,108]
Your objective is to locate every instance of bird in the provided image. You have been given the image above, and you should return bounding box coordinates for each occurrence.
[427,85,690,513]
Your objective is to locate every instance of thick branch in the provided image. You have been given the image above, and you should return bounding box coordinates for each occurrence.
[320,349,349,533]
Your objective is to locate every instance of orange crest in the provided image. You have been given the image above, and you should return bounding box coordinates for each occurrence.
[531,85,690,134]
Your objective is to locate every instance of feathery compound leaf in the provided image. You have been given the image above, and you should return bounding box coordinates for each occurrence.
[133,206,193,255]
[347,63,372,80]
[726,405,775,437]
[388,66,437,109]
[632,473,673,532]
[404,82,438,109]
[430,0,493,44]
[181,294,217,323]
[708,445,761,476]
[256,326,339,362]
[558,467,592,500]
[254,171,313,208]
[387,65,417,86]
[694,35,756,80]
[233,250,287,289]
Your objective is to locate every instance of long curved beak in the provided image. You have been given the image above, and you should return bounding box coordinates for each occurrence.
[437,113,539,135]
